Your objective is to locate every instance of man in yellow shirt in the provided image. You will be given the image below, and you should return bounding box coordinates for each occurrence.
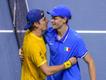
[21,9,77,80]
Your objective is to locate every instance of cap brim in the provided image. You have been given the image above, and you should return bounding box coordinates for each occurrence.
[47,11,58,17]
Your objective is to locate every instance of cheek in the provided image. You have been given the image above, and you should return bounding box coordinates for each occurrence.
[51,19,62,26]
[52,20,59,25]
[43,23,47,28]
[55,20,63,26]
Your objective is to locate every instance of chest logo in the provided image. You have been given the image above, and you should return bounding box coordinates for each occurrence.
[64,47,71,52]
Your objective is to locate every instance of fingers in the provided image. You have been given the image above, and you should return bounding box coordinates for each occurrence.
[19,48,24,62]
[69,57,77,65]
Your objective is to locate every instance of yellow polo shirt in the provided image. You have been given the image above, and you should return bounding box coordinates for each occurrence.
[21,31,47,80]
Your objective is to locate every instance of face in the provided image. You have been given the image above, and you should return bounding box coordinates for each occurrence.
[50,16,66,29]
[35,17,48,31]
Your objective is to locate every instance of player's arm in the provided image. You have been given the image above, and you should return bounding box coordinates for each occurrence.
[83,52,96,80]
[40,57,77,76]
[19,48,77,76]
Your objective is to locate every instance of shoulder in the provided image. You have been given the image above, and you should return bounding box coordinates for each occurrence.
[68,28,82,41]
[69,28,80,37]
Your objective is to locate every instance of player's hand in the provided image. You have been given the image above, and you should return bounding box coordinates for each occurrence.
[69,57,77,65]
[19,48,24,62]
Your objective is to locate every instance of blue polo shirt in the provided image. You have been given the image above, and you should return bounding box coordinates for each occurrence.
[44,26,88,80]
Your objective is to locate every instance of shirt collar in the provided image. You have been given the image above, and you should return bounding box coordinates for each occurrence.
[56,26,69,43]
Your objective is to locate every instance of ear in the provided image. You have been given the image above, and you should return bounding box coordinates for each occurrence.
[63,18,67,23]
[33,22,39,28]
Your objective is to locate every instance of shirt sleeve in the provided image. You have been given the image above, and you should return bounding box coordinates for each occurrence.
[29,46,47,67]
[75,38,88,58]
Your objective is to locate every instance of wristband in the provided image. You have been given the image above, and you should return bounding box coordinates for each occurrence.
[64,60,72,69]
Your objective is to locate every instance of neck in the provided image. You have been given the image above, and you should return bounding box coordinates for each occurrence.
[57,24,68,37]
[32,29,42,37]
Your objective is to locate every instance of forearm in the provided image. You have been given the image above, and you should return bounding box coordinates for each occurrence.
[40,60,72,76]
[88,60,96,80]
[46,64,65,75]
[84,53,96,80]
[46,57,76,75]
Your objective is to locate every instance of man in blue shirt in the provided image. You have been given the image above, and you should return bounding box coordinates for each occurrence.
[44,5,96,80]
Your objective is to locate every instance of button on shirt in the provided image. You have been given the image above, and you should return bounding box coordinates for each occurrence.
[44,27,88,80]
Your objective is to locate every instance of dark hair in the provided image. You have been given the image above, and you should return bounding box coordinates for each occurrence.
[28,22,40,31]
[28,25,35,31]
